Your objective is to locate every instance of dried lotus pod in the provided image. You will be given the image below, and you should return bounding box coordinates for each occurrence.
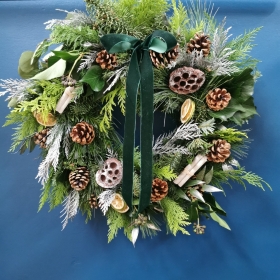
[180,99,195,123]
[206,88,231,111]
[95,158,123,188]
[169,66,205,95]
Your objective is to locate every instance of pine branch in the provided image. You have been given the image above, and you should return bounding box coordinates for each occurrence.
[60,190,80,230]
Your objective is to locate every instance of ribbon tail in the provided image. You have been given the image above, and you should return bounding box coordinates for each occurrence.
[138,51,154,213]
[122,50,141,209]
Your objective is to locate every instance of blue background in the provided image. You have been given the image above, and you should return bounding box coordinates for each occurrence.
[0,1,279,279]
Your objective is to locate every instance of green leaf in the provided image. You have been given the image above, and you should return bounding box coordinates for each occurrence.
[185,180,204,187]
[210,212,231,230]
[52,50,80,62]
[31,59,66,80]
[175,188,191,201]
[80,65,105,92]
[196,166,206,181]
[204,167,213,184]
[203,193,226,216]
[185,202,198,222]
[18,51,38,73]
[18,51,39,79]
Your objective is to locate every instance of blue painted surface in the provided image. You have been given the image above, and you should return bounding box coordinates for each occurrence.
[0,1,279,280]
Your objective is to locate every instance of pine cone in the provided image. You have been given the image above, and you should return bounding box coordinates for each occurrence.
[69,166,90,191]
[150,43,179,68]
[70,121,95,145]
[89,194,98,209]
[151,178,168,202]
[206,88,231,111]
[96,50,117,70]
[207,139,231,163]
[61,76,77,87]
[187,33,211,57]
[34,129,50,148]
[169,66,205,94]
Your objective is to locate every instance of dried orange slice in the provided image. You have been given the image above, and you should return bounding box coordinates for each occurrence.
[180,99,195,123]
[34,111,57,127]
[111,193,129,213]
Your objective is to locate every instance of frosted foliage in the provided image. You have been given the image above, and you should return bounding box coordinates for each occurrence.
[98,189,117,215]
[208,20,239,76]
[60,190,80,230]
[0,79,32,102]
[45,9,93,30]
[77,51,97,72]
[153,121,201,155]
[36,124,64,184]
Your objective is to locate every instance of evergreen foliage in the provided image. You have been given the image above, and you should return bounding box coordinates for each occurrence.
[161,197,190,235]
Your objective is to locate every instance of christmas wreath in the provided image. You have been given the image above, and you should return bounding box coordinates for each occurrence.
[0,0,271,244]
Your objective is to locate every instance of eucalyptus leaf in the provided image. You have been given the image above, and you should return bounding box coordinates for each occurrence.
[185,203,198,222]
[18,67,37,79]
[80,65,105,92]
[196,166,206,181]
[201,185,223,192]
[18,51,38,73]
[31,59,66,80]
[189,189,205,202]
[204,167,213,184]
[175,188,191,201]
[186,180,205,187]
[210,212,231,230]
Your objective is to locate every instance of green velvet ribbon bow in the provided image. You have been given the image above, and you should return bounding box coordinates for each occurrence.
[100,31,177,212]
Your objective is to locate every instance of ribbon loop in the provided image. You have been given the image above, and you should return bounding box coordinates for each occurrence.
[100,31,177,212]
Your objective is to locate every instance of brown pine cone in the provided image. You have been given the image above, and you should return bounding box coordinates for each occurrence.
[70,121,95,145]
[151,178,168,202]
[34,129,50,149]
[96,50,117,70]
[69,167,90,191]
[206,88,231,111]
[150,43,179,68]
[89,194,98,209]
[187,33,211,57]
[207,139,231,163]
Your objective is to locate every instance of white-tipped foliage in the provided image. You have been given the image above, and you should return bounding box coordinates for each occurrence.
[36,124,64,184]
[45,9,93,30]
[60,190,80,230]
[153,121,201,155]
[0,79,32,102]
[77,51,98,72]
[98,189,117,215]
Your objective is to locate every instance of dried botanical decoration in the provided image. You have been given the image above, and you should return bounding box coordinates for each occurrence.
[169,66,205,94]
[0,0,270,245]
